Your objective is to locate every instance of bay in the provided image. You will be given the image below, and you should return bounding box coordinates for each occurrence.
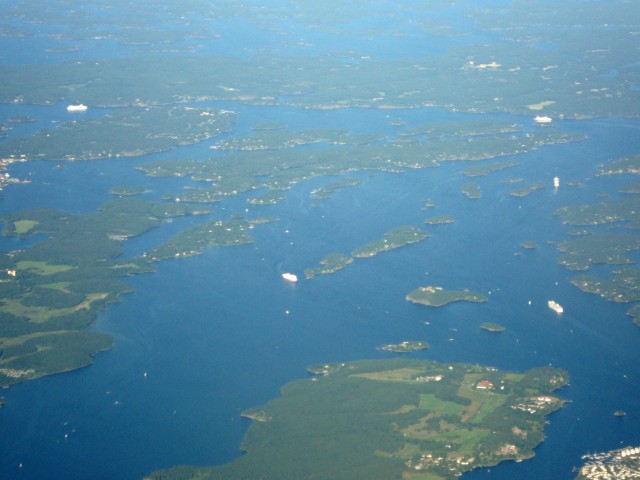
[1,113,640,479]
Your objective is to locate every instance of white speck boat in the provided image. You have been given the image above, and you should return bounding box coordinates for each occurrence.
[282,272,298,283]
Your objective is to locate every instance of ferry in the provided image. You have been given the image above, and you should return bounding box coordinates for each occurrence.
[281,272,298,283]
[548,300,563,314]
[534,115,552,124]
[66,104,88,112]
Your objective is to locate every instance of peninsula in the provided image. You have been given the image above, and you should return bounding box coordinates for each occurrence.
[146,359,569,480]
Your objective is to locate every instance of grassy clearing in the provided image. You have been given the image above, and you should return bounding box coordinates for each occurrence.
[353,368,426,383]
[13,219,38,235]
[526,100,556,110]
[0,330,71,349]
[1,293,108,323]
[16,260,74,275]
[40,282,72,292]
[418,393,465,416]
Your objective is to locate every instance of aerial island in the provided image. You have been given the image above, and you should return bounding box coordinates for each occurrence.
[424,215,455,225]
[406,286,488,307]
[310,178,361,200]
[305,226,428,279]
[352,225,429,258]
[146,358,569,480]
[109,185,149,196]
[377,340,429,353]
[163,188,223,204]
[480,322,506,332]
[461,182,482,199]
[508,182,546,197]
[304,253,353,279]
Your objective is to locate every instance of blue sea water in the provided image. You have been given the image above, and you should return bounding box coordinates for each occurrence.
[1,3,640,480]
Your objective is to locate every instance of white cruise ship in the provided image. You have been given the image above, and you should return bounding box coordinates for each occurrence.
[282,272,298,283]
[548,300,563,314]
[66,104,88,112]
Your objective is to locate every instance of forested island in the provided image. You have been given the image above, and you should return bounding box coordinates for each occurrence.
[480,323,507,333]
[305,226,428,279]
[310,178,361,200]
[425,215,455,225]
[304,253,353,279]
[508,182,546,197]
[461,182,482,199]
[352,225,429,258]
[146,359,569,480]
[377,340,429,353]
[406,286,488,307]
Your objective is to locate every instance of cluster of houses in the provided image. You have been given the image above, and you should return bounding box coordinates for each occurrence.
[0,367,35,379]
[511,395,557,414]
[579,446,640,480]
[406,451,477,474]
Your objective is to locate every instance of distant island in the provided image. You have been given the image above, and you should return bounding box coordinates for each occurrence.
[163,188,223,204]
[146,359,569,480]
[247,191,285,205]
[377,340,429,353]
[406,286,488,307]
[110,185,149,196]
[424,215,455,225]
[310,178,361,200]
[480,322,506,332]
[461,182,482,199]
[352,225,429,258]
[304,253,353,279]
[508,182,546,197]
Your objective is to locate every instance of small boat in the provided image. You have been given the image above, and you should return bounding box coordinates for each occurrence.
[282,272,298,283]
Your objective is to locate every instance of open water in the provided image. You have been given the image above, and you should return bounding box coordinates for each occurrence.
[1,3,640,480]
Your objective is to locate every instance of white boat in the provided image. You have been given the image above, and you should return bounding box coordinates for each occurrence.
[66,104,88,112]
[548,300,563,314]
[534,115,552,124]
[553,176,560,188]
[282,272,298,283]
